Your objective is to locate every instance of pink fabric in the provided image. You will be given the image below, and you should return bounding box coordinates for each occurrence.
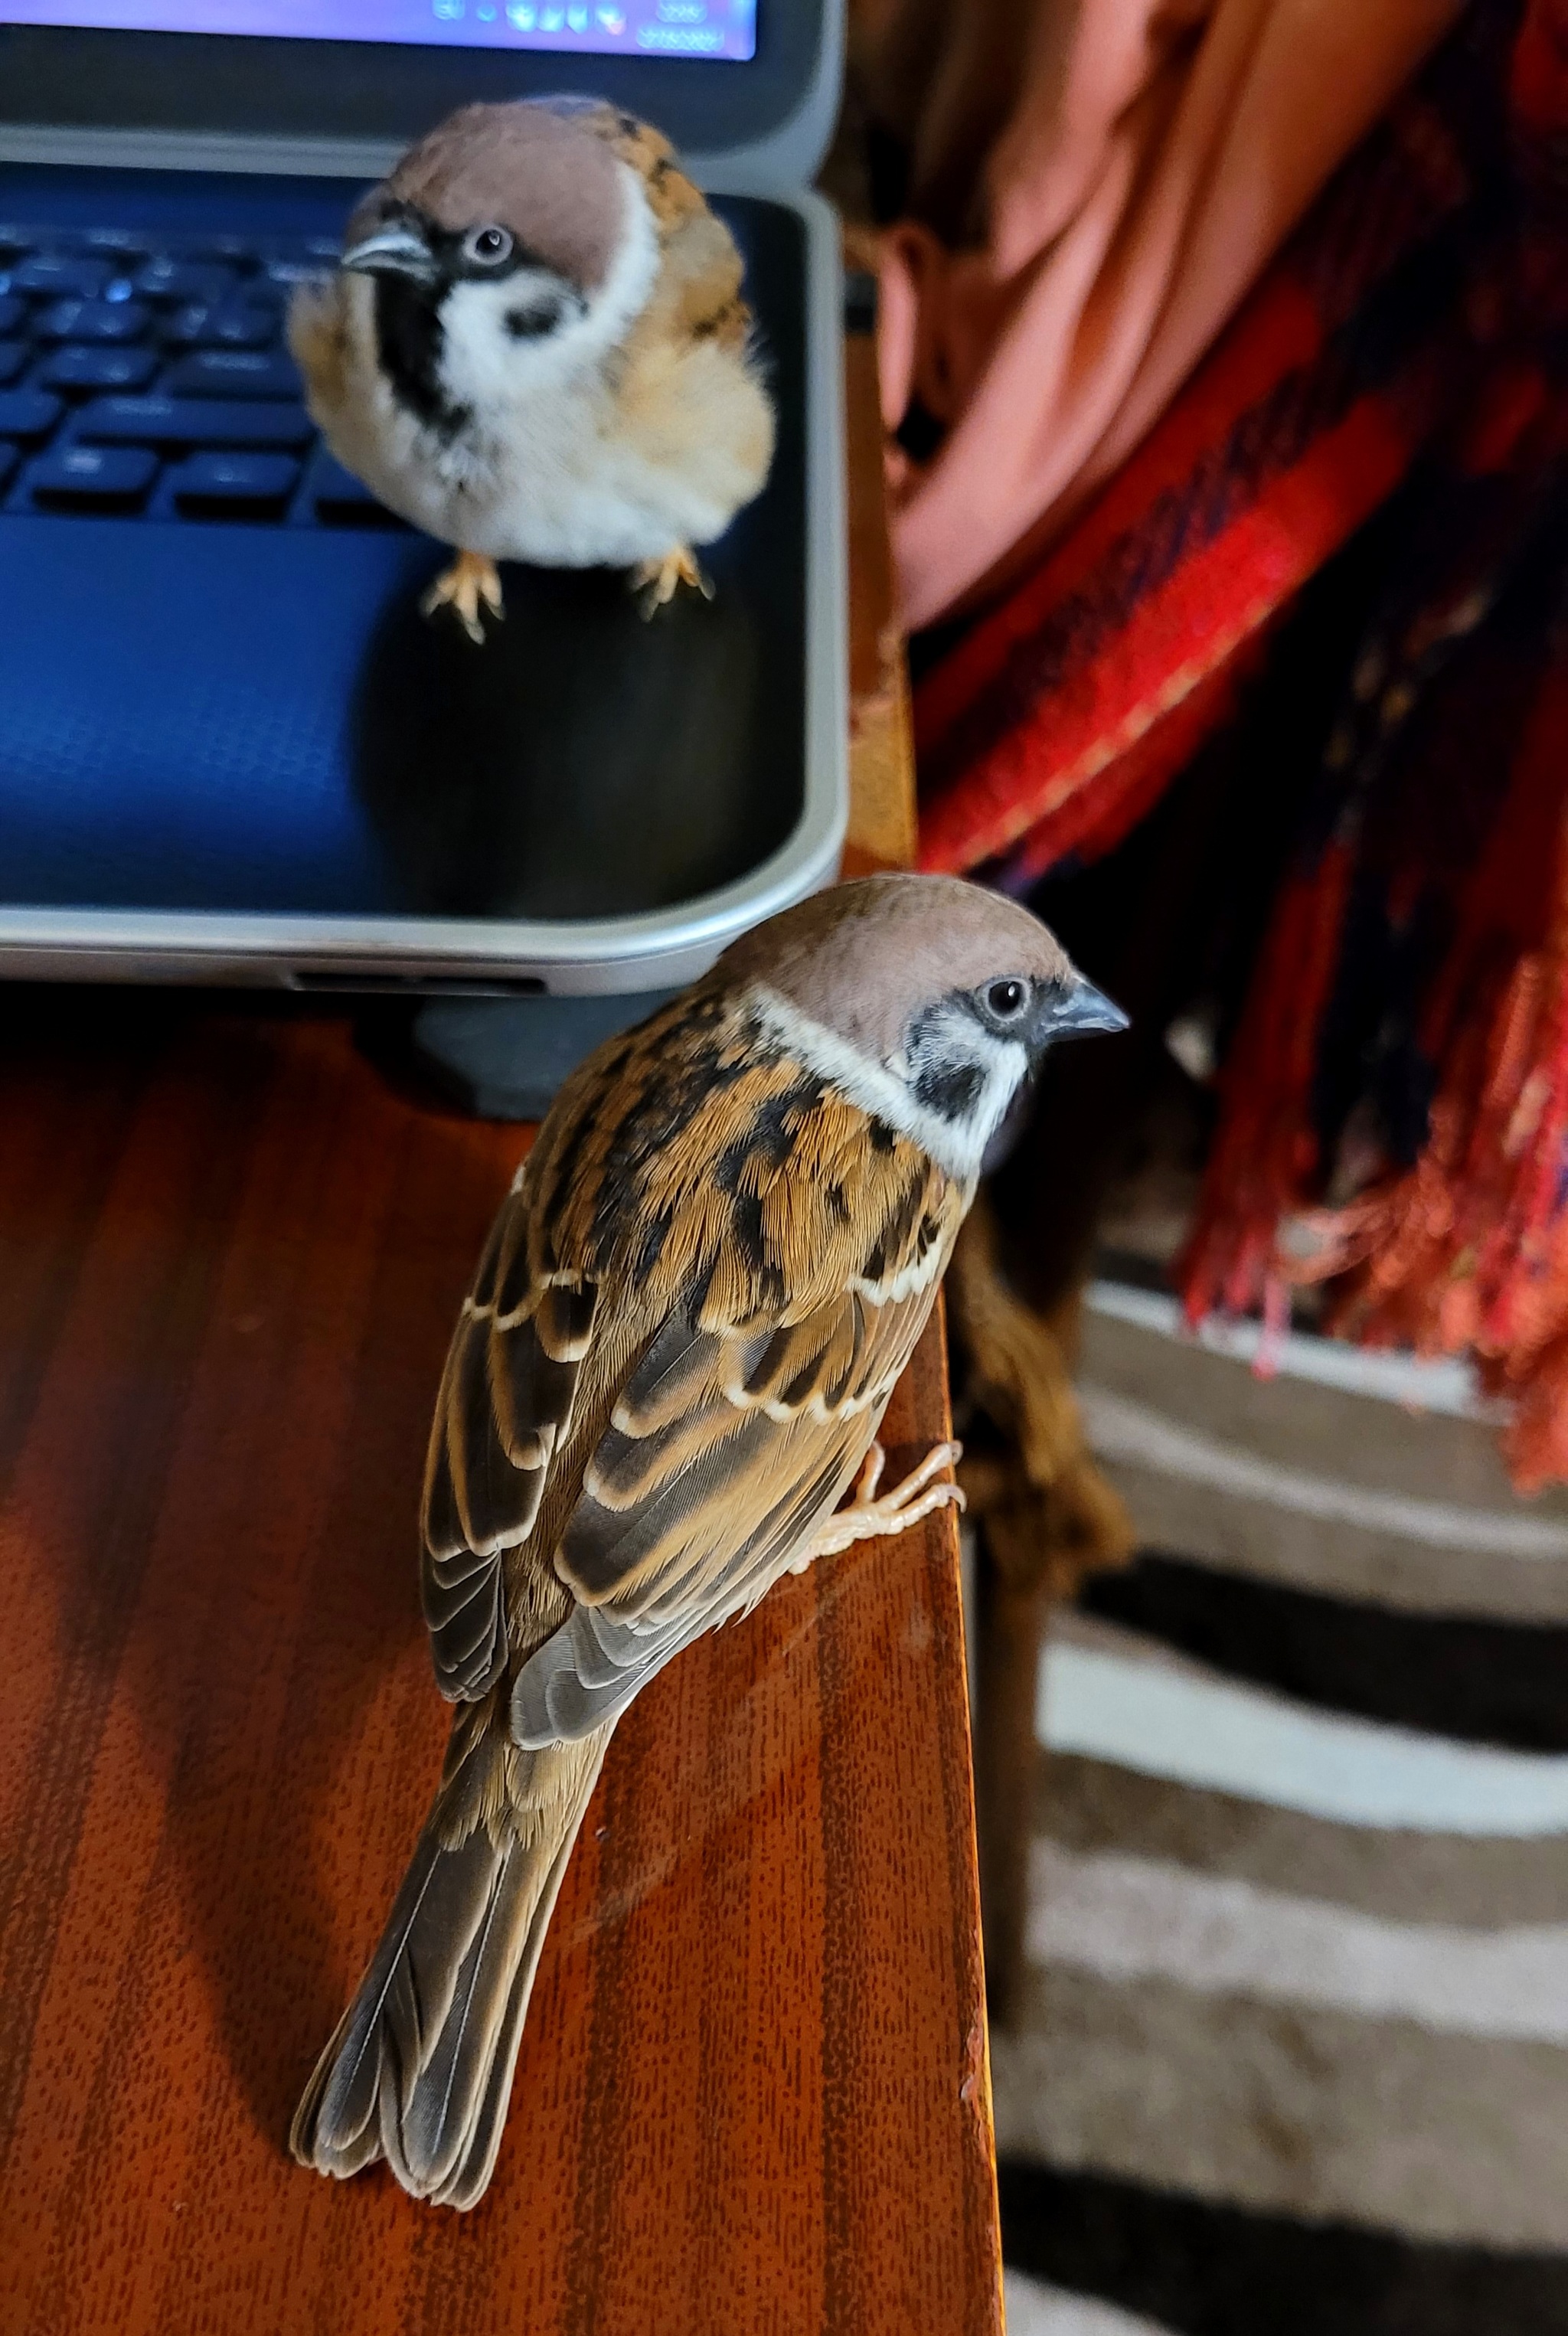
[870,0,1464,630]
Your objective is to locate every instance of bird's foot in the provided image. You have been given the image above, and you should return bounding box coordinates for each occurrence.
[631,544,714,619]
[792,1440,965,1570]
[421,551,505,645]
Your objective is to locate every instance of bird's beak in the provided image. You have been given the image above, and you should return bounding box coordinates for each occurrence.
[1032,974,1130,1055]
[341,222,438,283]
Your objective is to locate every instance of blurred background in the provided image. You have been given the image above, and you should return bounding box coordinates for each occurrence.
[833,2,1568,2328]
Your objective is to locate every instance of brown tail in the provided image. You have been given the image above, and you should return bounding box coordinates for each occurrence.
[289,1715,610,2210]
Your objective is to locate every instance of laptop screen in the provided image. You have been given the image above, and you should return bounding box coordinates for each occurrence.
[0,0,756,58]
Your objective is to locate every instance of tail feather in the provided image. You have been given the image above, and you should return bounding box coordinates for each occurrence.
[432,1815,586,2210]
[290,1727,609,2208]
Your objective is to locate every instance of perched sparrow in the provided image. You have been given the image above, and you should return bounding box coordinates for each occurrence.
[289,874,1125,2207]
[289,98,776,642]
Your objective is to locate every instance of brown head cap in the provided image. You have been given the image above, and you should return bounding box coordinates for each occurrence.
[352,98,628,292]
[717,874,1080,1060]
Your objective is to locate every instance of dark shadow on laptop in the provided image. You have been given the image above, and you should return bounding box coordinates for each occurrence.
[348,558,786,923]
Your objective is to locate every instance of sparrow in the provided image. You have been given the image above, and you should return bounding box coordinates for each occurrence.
[288,97,776,642]
[288,873,1126,2207]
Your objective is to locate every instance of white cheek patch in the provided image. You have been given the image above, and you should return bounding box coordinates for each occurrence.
[433,163,661,421]
[906,1004,1030,1162]
[745,985,1029,1187]
[501,273,585,339]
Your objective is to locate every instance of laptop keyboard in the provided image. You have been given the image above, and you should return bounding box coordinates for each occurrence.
[0,221,409,529]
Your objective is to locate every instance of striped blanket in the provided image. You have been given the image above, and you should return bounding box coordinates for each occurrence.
[996,1289,1568,2334]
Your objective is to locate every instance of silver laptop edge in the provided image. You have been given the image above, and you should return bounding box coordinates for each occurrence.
[0,0,849,994]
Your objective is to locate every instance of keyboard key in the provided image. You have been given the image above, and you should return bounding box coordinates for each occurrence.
[264,234,341,265]
[172,450,300,517]
[0,390,64,444]
[0,343,26,387]
[34,298,152,345]
[258,256,335,295]
[310,453,406,528]
[38,345,158,394]
[181,234,261,266]
[76,227,154,264]
[165,348,300,399]
[132,257,237,305]
[77,395,315,449]
[28,443,158,511]
[12,254,113,299]
[164,302,276,351]
[0,296,24,335]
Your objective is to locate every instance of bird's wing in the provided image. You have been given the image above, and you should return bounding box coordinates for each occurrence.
[509,1250,946,1746]
[504,999,963,1744]
[420,1171,597,1703]
[422,990,962,1730]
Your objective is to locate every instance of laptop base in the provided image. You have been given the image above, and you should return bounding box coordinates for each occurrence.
[402,988,678,1120]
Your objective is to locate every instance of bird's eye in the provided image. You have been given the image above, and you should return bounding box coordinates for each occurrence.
[985,978,1030,1021]
[463,225,514,266]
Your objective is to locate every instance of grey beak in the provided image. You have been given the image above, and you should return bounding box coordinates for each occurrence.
[341,222,437,283]
[1036,975,1130,1050]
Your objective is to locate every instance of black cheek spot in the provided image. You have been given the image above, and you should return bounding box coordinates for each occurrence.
[505,293,575,340]
[868,1119,898,1154]
[913,1062,985,1120]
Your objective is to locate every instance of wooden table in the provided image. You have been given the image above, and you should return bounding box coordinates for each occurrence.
[0,292,1003,2336]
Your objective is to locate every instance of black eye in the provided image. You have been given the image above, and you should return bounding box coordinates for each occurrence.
[985,978,1030,1021]
[463,224,514,266]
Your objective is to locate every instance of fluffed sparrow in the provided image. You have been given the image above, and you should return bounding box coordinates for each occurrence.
[289,97,776,642]
[289,873,1126,2206]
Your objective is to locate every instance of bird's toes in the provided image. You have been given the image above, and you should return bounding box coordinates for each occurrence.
[422,554,505,645]
[630,547,711,618]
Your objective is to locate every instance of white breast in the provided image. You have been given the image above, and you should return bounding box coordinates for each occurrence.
[306,169,768,570]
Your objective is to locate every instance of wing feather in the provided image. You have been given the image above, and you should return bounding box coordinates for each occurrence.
[420,1165,597,1702]
[420,991,966,1740]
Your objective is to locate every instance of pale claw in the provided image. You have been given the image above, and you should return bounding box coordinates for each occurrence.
[794,1439,965,1567]
[630,544,714,619]
[421,551,505,645]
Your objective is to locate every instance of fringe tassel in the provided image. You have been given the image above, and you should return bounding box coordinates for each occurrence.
[1178,835,1355,1327]
[1277,662,1568,1488]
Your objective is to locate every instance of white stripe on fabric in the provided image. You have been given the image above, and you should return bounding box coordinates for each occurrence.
[1004,2271,1178,2336]
[1027,1842,1568,2043]
[1077,1383,1568,1560]
[1038,1640,1568,1835]
[1083,1280,1498,1418]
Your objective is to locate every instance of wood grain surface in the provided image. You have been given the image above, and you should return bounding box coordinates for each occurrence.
[0,997,999,2336]
[0,307,1003,2334]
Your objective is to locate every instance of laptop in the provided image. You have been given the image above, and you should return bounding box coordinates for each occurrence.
[0,0,847,1018]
